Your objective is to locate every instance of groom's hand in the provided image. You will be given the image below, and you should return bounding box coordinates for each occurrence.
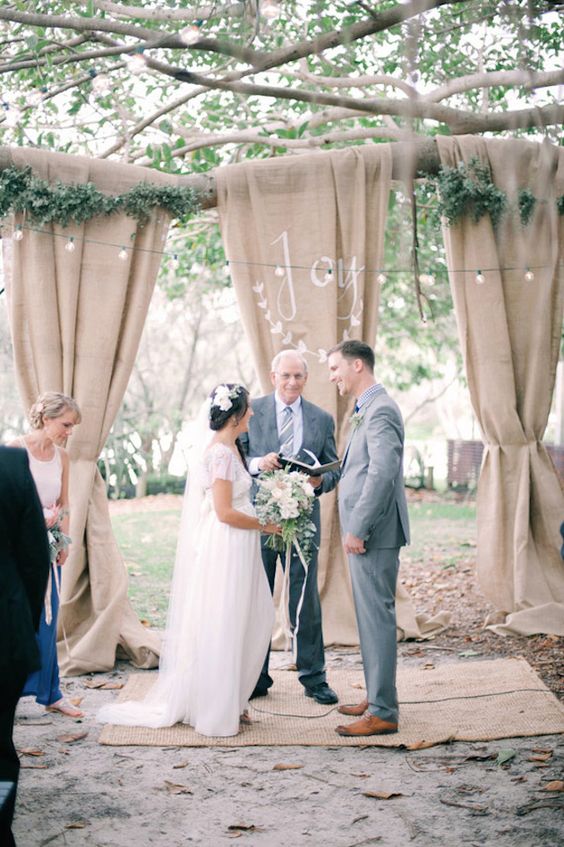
[344,532,366,555]
[258,452,282,472]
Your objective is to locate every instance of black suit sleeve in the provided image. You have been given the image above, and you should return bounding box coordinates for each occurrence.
[17,459,51,630]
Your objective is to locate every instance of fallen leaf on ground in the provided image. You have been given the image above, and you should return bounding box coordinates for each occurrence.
[227,824,264,833]
[18,748,45,757]
[273,763,303,771]
[541,781,564,792]
[528,752,552,762]
[64,822,87,830]
[83,679,107,689]
[69,697,83,706]
[351,772,370,778]
[21,763,48,769]
[172,761,189,769]
[496,750,516,766]
[363,790,404,800]
[56,731,88,744]
[350,682,365,690]
[439,794,488,815]
[458,650,481,658]
[163,780,192,795]
[517,799,564,816]
[405,739,437,750]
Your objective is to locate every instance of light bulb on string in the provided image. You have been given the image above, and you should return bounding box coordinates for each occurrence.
[274,264,284,277]
[118,246,128,261]
[179,24,201,45]
[170,253,180,270]
[261,0,281,20]
[126,52,146,75]
[377,273,386,285]
[64,237,76,253]
[475,270,485,285]
[12,225,23,241]
[524,268,535,282]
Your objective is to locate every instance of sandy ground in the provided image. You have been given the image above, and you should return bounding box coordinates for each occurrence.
[13,494,564,846]
[13,646,564,847]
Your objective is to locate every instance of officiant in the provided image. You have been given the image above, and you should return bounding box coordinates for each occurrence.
[241,349,340,705]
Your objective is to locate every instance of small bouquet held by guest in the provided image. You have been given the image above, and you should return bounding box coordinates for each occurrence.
[255,469,317,655]
[44,505,71,565]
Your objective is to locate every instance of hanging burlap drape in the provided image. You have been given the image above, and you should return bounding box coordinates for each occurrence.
[3,147,175,673]
[217,145,449,643]
[437,136,564,636]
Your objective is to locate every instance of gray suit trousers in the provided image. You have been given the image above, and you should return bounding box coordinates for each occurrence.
[348,546,400,723]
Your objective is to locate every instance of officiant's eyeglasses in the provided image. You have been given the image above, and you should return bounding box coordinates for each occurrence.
[276,371,306,381]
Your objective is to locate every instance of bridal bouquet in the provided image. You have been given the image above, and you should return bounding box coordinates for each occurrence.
[256,468,317,565]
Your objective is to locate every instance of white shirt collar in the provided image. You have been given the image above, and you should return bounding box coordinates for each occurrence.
[274,393,302,414]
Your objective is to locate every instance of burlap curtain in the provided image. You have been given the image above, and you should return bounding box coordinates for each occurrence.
[3,147,173,673]
[437,136,564,636]
[217,145,449,643]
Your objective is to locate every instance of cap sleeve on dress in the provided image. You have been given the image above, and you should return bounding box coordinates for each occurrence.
[208,443,236,483]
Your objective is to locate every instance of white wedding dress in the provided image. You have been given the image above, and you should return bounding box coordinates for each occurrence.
[98,442,274,737]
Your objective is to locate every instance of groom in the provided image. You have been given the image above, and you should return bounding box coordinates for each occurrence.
[327,340,410,736]
[242,349,340,705]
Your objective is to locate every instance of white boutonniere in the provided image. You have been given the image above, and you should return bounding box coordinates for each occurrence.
[349,410,365,430]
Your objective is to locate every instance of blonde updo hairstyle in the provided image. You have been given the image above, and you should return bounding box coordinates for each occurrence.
[29,392,81,431]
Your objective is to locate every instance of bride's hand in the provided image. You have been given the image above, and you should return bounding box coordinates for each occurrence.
[261,522,282,535]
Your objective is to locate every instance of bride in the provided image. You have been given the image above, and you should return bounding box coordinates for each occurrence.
[99,384,279,737]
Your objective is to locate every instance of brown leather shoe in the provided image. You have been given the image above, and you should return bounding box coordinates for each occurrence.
[337,698,368,717]
[335,714,398,737]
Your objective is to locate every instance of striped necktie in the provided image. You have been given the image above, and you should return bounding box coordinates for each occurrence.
[279,406,294,457]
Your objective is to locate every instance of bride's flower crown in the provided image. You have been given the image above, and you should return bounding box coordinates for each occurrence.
[210,384,243,413]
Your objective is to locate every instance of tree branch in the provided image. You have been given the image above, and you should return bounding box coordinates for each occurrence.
[134,123,408,165]
[425,67,564,102]
[92,0,249,22]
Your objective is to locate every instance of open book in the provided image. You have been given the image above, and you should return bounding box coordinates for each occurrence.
[278,448,341,476]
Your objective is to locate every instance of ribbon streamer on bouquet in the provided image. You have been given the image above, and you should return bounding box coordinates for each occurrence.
[279,539,309,664]
[44,548,72,660]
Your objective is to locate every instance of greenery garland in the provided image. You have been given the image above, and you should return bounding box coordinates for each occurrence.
[0,166,200,227]
[434,157,563,228]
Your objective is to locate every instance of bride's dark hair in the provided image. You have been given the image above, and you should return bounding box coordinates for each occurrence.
[208,384,249,466]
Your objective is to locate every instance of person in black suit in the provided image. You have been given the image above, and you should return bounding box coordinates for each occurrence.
[0,446,50,847]
[241,350,340,705]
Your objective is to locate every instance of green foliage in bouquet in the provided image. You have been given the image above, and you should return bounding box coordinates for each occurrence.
[255,469,317,564]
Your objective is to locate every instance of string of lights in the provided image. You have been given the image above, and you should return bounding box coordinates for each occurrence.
[0,221,546,293]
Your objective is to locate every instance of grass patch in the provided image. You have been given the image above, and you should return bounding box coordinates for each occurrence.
[111,498,477,626]
[111,509,180,626]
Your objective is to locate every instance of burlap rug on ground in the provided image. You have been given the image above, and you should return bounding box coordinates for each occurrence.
[98,657,564,748]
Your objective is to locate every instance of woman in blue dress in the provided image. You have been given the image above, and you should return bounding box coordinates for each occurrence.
[9,392,83,717]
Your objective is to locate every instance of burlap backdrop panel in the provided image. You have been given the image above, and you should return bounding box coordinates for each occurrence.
[217,145,449,644]
[437,136,564,636]
[3,146,174,672]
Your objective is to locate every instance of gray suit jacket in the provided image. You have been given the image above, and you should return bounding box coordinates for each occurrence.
[339,386,410,549]
[241,394,340,518]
